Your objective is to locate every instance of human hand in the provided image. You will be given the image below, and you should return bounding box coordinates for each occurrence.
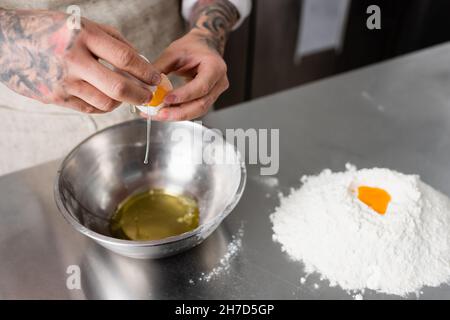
[0,8,160,113]
[151,30,229,121]
[150,0,239,121]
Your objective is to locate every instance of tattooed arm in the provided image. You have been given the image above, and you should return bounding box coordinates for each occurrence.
[151,0,240,121]
[0,8,160,113]
[189,0,240,55]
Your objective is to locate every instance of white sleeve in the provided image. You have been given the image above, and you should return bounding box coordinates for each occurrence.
[182,0,252,30]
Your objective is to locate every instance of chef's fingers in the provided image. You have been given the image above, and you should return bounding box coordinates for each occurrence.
[96,24,135,49]
[66,80,121,112]
[162,61,223,105]
[75,57,153,105]
[61,96,106,114]
[84,26,161,85]
[153,50,181,75]
[151,76,228,121]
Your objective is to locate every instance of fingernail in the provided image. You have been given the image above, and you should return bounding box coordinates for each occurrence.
[151,73,161,85]
[164,94,177,104]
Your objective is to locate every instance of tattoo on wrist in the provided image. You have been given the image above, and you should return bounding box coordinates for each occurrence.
[0,9,76,100]
[189,0,240,55]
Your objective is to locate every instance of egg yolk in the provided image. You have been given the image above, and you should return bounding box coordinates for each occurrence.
[357,186,391,215]
[146,85,168,107]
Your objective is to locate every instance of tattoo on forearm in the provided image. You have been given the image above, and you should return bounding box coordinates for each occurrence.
[190,0,239,55]
[0,8,76,100]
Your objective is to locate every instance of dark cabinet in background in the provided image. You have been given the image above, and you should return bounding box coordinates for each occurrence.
[217,0,450,109]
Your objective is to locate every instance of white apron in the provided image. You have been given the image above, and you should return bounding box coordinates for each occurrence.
[0,0,184,175]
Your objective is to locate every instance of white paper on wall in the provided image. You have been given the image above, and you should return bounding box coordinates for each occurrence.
[295,0,351,60]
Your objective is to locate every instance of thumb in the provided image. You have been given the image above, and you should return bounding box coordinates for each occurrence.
[154,50,179,75]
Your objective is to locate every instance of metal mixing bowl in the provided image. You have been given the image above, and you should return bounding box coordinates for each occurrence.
[54,119,246,259]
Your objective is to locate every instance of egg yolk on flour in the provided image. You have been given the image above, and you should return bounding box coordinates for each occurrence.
[357,186,391,215]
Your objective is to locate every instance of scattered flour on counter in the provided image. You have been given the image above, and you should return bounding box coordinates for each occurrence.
[270,164,450,297]
[195,226,244,283]
[253,176,279,188]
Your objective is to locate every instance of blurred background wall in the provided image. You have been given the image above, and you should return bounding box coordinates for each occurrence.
[216,0,450,109]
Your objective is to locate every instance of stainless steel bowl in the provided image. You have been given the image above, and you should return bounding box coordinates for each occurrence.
[54,119,246,259]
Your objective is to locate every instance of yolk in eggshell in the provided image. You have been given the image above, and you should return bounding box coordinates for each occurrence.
[357,186,391,215]
[146,85,168,107]
[144,73,172,107]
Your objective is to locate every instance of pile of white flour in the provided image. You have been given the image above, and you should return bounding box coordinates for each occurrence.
[270,164,450,296]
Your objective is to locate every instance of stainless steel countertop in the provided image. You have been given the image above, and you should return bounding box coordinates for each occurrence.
[3,43,450,299]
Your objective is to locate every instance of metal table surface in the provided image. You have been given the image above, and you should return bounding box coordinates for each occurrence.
[3,43,450,299]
